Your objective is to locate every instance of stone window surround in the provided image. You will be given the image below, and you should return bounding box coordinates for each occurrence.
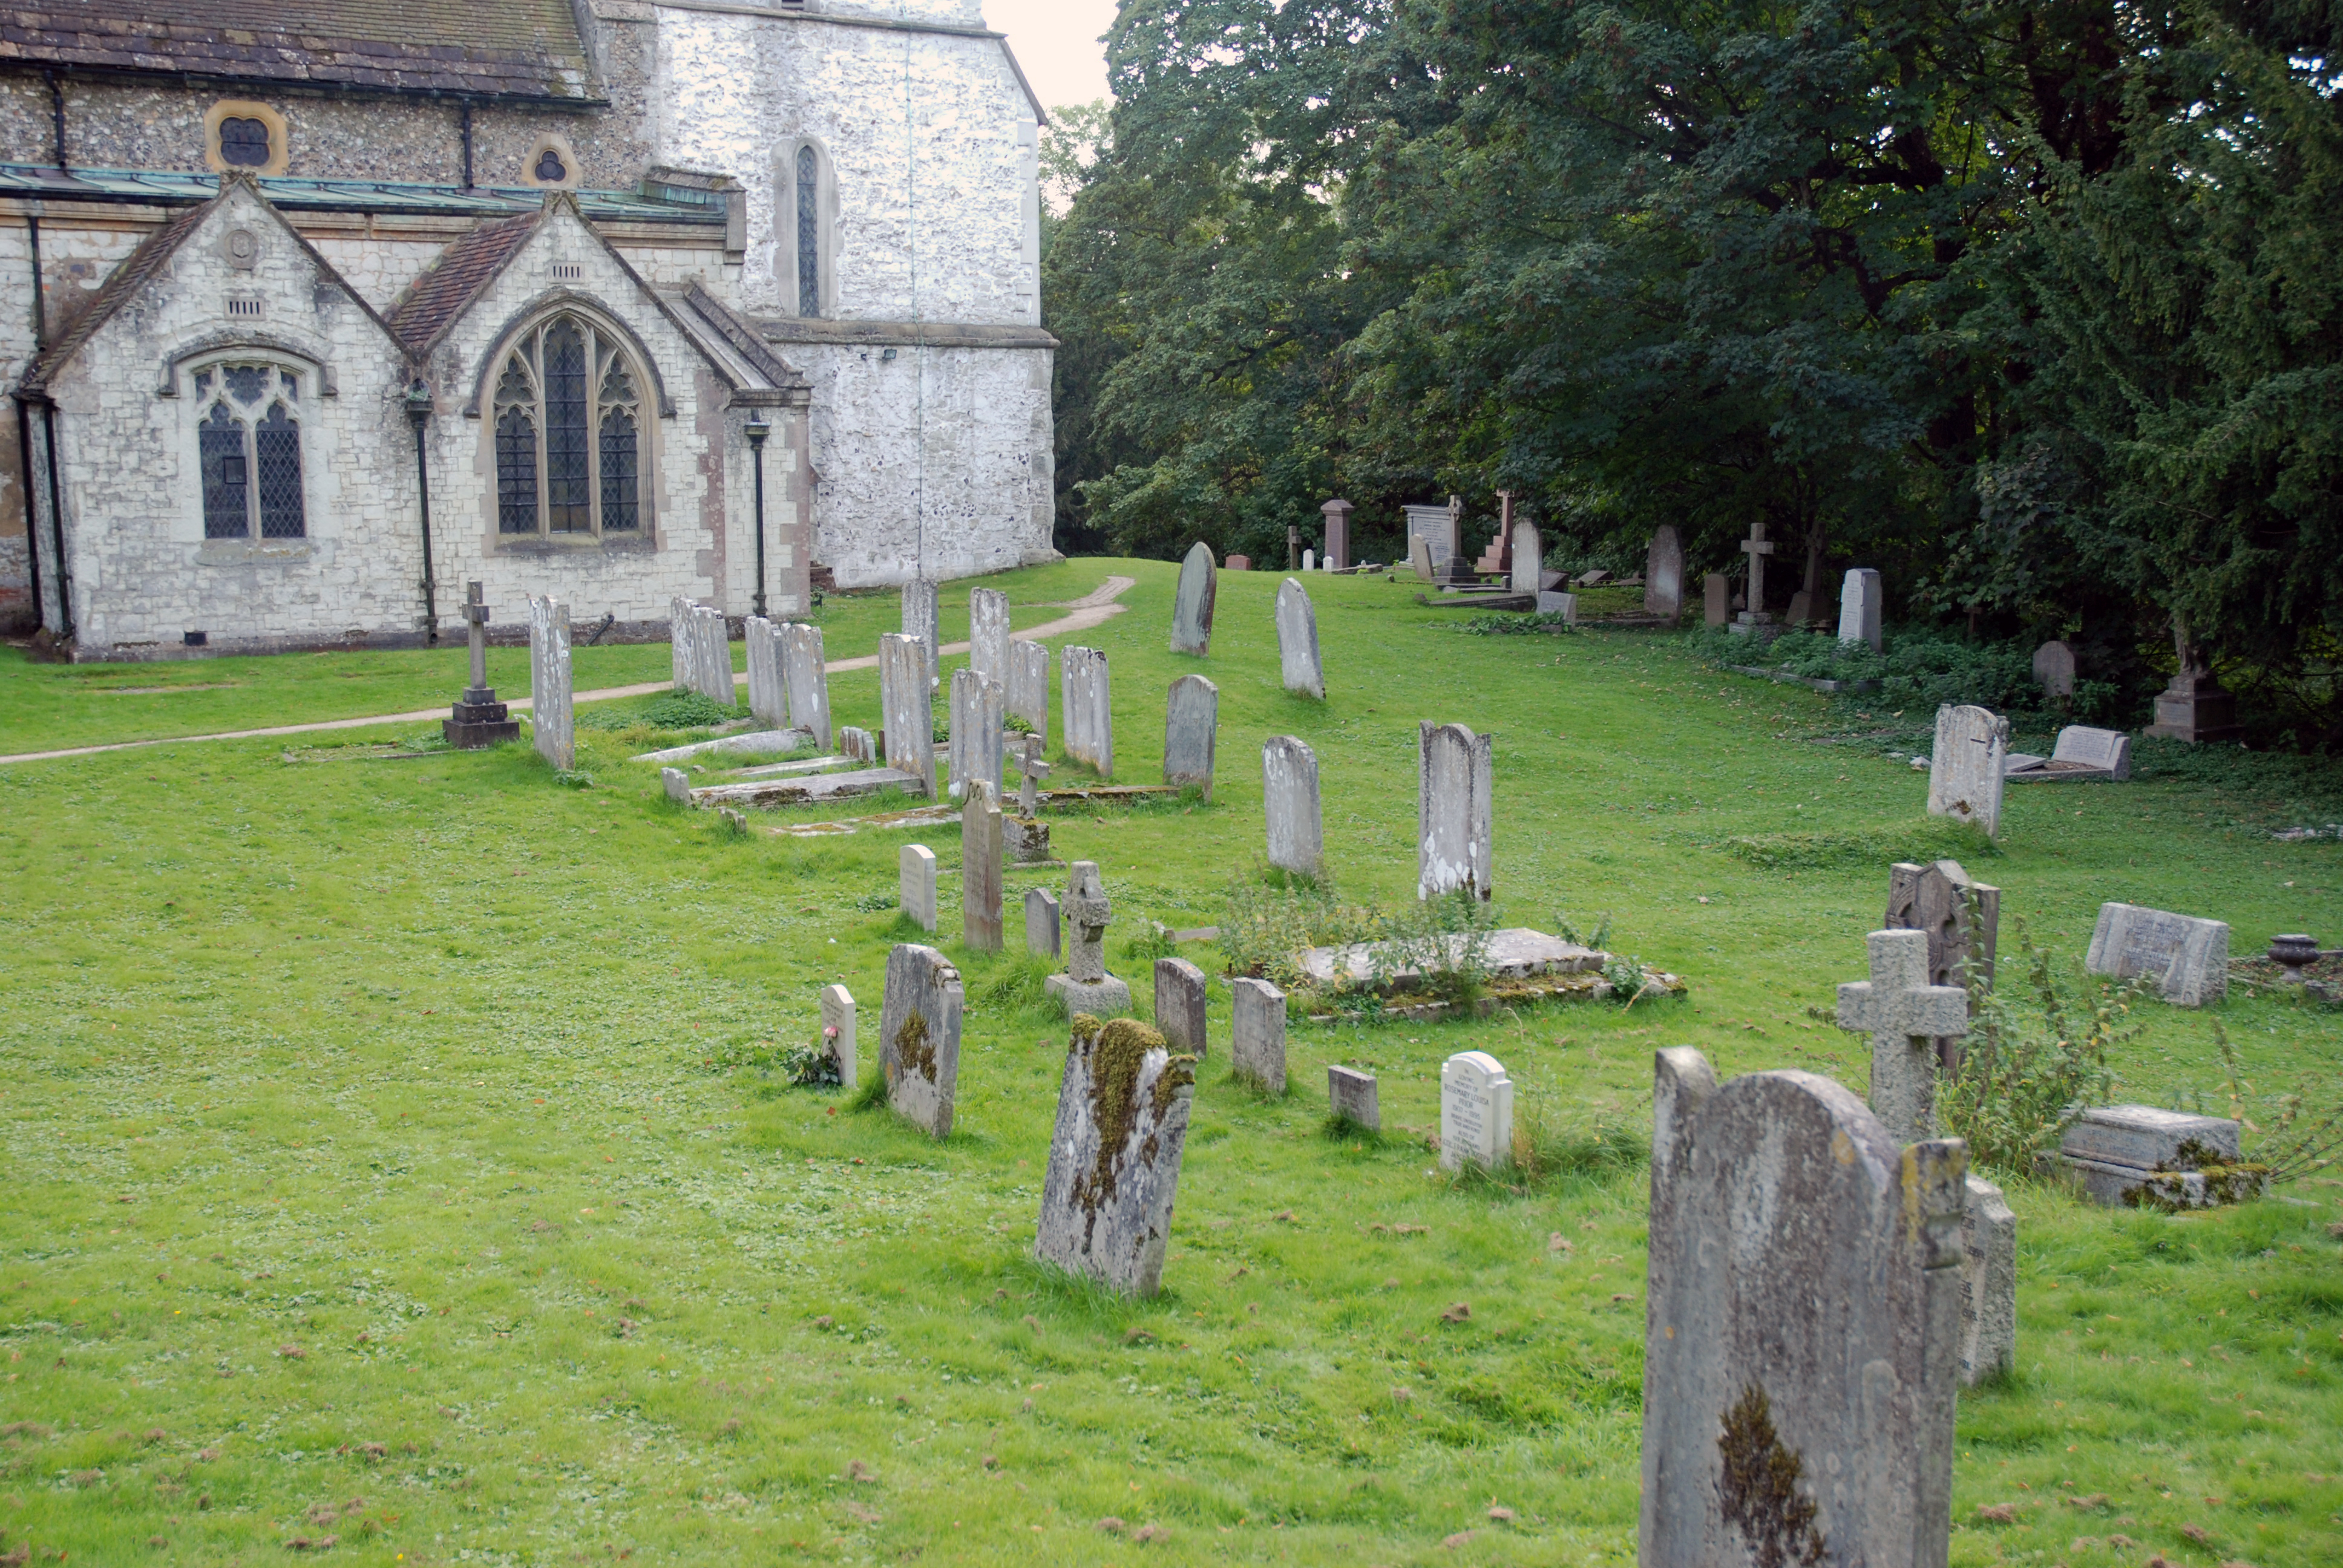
[203,100,290,178]
[772,138,839,320]
[179,348,323,565]
[519,132,583,191]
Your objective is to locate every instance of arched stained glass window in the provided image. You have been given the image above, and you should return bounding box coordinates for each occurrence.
[194,362,303,540]
[796,143,822,318]
[486,312,647,539]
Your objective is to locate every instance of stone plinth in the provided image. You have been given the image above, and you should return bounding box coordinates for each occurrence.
[2145,668,2243,743]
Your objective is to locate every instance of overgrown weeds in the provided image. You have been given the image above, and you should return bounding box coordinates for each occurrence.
[1217,867,1380,987]
[1937,920,2135,1175]
[2202,1024,2343,1184]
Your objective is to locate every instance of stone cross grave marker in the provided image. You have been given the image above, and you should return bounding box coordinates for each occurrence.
[1704,572,1730,627]
[670,595,693,690]
[1007,638,1049,741]
[745,616,785,729]
[1060,645,1113,777]
[1153,956,1208,1059]
[968,586,1011,691]
[1886,859,1999,1070]
[1837,927,1970,1144]
[899,843,938,933]
[880,944,962,1138]
[1008,736,1054,864]
[1044,860,1132,1016]
[1838,568,1883,652]
[1322,497,1352,570]
[2033,639,2076,700]
[1328,1065,1378,1131]
[528,595,574,771]
[1262,736,1323,880]
[1925,704,2010,835]
[1418,722,1494,901]
[1230,976,1287,1093]
[692,605,732,706]
[1641,1048,1965,1568]
[1276,577,1325,699]
[948,667,1005,802]
[1026,886,1061,959]
[1510,519,1542,597]
[819,983,857,1088]
[1439,1050,1512,1171]
[1163,674,1219,797]
[445,581,520,748]
[1171,540,1219,655]
[2085,903,2229,1007]
[879,633,936,797]
[1033,1014,1197,1297]
[1734,518,1775,629]
[781,622,830,750]
[1644,526,1683,621]
[902,578,940,692]
[962,778,1004,952]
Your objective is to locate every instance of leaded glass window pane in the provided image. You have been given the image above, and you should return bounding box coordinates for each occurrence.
[254,402,304,538]
[219,117,271,168]
[543,319,591,532]
[496,407,538,534]
[598,404,638,530]
[797,145,821,317]
[199,403,248,539]
[224,365,269,405]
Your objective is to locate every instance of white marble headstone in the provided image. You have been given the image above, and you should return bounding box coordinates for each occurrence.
[1439,1050,1512,1171]
[528,595,573,771]
[1261,736,1322,879]
[1925,704,2009,835]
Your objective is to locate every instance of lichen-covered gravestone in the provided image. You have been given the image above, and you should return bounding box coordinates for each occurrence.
[1170,540,1218,655]
[1925,704,2010,836]
[1262,736,1323,880]
[745,616,785,730]
[1032,1014,1197,1296]
[948,667,1005,802]
[2084,903,2229,1007]
[1275,578,1325,699]
[1644,525,1683,621]
[879,633,936,797]
[819,983,857,1088]
[1060,645,1113,777]
[1025,886,1060,959]
[692,605,732,706]
[1163,674,1218,797]
[1642,1048,1966,1568]
[1418,722,1494,901]
[899,843,938,933]
[1439,1050,1511,1171]
[1328,1065,1378,1131]
[1153,956,1208,1058]
[1230,976,1286,1093]
[902,578,940,692]
[670,595,695,690]
[880,944,962,1137]
[1044,860,1131,1016]
[968,586,1011,691]
[962,778,1003,952]
[781,622,830,751]
[1007,638,1049,740]
[1884,860,1999,1073]
[2056,1104,2261,1208]
[528,595,573,771]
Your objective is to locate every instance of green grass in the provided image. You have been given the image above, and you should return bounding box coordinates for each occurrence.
[0,558,2338,1565]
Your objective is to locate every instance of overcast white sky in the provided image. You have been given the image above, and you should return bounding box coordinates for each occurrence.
[985,0,1117,114]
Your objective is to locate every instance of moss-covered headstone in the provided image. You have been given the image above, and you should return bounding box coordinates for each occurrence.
[1033,1016,1196,1296]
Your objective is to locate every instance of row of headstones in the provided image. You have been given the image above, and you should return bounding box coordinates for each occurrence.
[1265,722,1494,900]
[1168,544,1329,701]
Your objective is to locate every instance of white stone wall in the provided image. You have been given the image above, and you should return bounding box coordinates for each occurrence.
[309,237,452,316]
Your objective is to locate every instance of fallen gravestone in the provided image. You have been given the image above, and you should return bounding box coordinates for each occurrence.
[1925,704,2010,835]
[1418,722,1495,902]
[1439,1051,1512,1171]
[1061,645,1113,777]
[879,633,936,798]
[1644,526,1684,621]
[1230,976,1287,1093]
[1328,1065,1378,1132]
[962,778,1003,952]
[969,586,1011,691]
[1032,1014,1197,1296]
[902,578,940,692]
[1045,860,1132,1016]
[1276,578,1325,699]
[1026,886,1061,958]
[1641,1048,1964,1568]
[1838,567,1883,652]
[529,595,574,771]
[1703,572,1730,628]
[1262,736,1323,880]
[2005,725,2130,783]
[2033,639,2076,700]
[820,983,857,1088]
[2056,1105,2263,1208]
[1171,541,1218,656]
[1154,956,1208,1058]
[746,616,785,730]
[880,944,962,1137]
[900,843,939,933]
[1163,674,1218,798]
[1008,639,1049,740]
[781,622,831,751]
[2085,902,2229,1006]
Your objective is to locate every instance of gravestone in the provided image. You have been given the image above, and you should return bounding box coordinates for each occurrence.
[1731,519,1776,635]
[968,586,1011,691]
[1153,956,1208,1059]
[1785,589,1813,627]
[528,595,574,771]
[1302,548,1315,573]
[1007,638,1049,740]
[2056,1105,2261,1208]
[879,943,962,1138]
[1409,536,1436,583]
[1438,1050,1512,1171]
[1643,526,1684,621]
[1404,501,1458,572]
[1171,541,1218,656]
[670,595,694,690]
[1641,1048,1965,1568]
[1033,1014,1197,1297]
[1703,572,1731,627]
[962,778,1004,951]
[1225,554,1250,570]
[1006,736,1054,863]
[1163,674,1218,797]
[1836,927,1970,1144]
[661,766,689,803]
[1536,590,1577,621]
[1262,736,1323,880]
[902,578,940,692]
[1275,578,1325,700]
[2006,725,2130,782]
[2084,903,2229,1006]
[2032,639,2076,700]
[1044,860,1132,1016]
[1321,497,1352,571]
[840,725,877,763]
[1229,976,1286,1093]
[1924,704,2010,835]
[948,667,1006,802]
[1885,859,2001,1071]
[1509,520,1542,597]
[745,615,785,729]
[1418,722,1495,901]
[879,633,936,797]
[899,843,939,933]
[1328,1065,1378,1132]
[1959,1177,2016,1385]
[692,605,732,706]
[1061,645,1113,777]
[1026,887,1061,959]
[1838,567,1884,652]
[444,581,520,748]
[819,983,858,1088]
[781,622,831,751]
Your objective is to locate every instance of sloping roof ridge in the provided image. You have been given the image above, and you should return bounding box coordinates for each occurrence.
[681,281,804,388]
[19,198,213,394]
[384,209,543,358]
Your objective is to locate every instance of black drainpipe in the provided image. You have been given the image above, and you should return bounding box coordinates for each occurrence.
[46,71,66,172]
[16,212,44,629]
[459,102,474,190]
[38,398,68,639]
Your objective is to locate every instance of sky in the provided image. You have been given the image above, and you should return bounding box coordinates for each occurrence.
[984,0,1117,114]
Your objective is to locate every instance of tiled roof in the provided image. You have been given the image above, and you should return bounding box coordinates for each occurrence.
[0,1,597,102]
[0,165,727,224]
[19,197,211,393]
[384,211,536,356]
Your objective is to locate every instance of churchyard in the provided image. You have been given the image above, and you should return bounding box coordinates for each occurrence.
[1,557,2339,1566]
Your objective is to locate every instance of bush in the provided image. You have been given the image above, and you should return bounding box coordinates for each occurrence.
[1687,626,2117,720]
[1369,888,1497,1008]
[1217,867,1381,988]
[1937,920,2135,1175]
[577,689,744,732]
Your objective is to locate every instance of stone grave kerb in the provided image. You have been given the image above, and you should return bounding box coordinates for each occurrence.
[1837,928,1970,1144]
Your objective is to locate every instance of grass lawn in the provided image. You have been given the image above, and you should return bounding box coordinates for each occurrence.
[1,557,2339,1567]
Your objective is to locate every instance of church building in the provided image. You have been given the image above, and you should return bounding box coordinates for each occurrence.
[0,0,1057,658]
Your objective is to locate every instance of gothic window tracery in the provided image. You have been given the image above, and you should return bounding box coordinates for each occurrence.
[796,144,822,317]
[195,362,304,540]
[488,312,645,540]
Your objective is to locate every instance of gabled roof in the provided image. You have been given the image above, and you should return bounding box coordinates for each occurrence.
[0,0,597,103]
[384,213,537,358]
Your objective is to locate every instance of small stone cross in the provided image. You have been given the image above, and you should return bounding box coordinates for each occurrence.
[1837,928,1970,1143]
[1064,860,1111,984]
[1738,520,1774,619]
[464,580,492,693]
[1017,735,1050,818]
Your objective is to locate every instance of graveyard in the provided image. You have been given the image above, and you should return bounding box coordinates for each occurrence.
[1,557,2340,1566]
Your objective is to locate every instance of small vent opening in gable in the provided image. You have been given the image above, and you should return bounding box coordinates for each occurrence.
[226,295,264,319]
[550,263,583,281]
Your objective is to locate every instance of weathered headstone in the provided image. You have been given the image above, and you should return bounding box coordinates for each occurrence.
[839,725,877,763]
[1302,547,1315,573]
[1703,572,1730,627]
[1641,1048,1965,1568]
[670,595,693,690]
[902,578,940,692]
[2084,903,2229,1006]
[1836,928,1970,1145]
[2056,1104,2261,1208]
[1509,520,1542,597]
[899,843,938,933]
[1032,1014,1197,1296]
[1007,638,1049,740]
[819,983,858,1088]
[1153,956,1208,1059]
[1418,722,1494,902]
[1536,590,1577,621]
[445,581,520,748]
[1643,526,1683,621]
[879,632,936,797]
[1025,886,1061,959]
[1885,859,2000,1071]
[1274,578,1325,700]
[745,615,785,729]
[2032,639,2076,700]
[948,667,1006,802]
[1785,589,1814,627]
[1404,501,1458,572]
[1170,541,1218,656]
[1061,645,1113,777]
[962,778,1004,951]
[780,622,830,751]
[1409,535,1436,583]
[1224,554,1251,570]
[1044,860,1132,1016]
[879,944,962,1138]
[1924,704,2010,835]
[1838,567,1884,653]
[528,595,574,771]
[968,586,1012,693]
[661,766,690,803]
[1328,1065,1378,1132]
[1229,976,1286,1093]
[1262,736,1323,880]
[1959,1175,2016,1385]
[1437,1050,1512,1171]
[692,605,732,706]
[1321,497,1352,571]
[1162,674,1218,798]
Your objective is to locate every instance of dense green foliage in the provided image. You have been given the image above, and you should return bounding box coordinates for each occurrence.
[1044,0,2343,742]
